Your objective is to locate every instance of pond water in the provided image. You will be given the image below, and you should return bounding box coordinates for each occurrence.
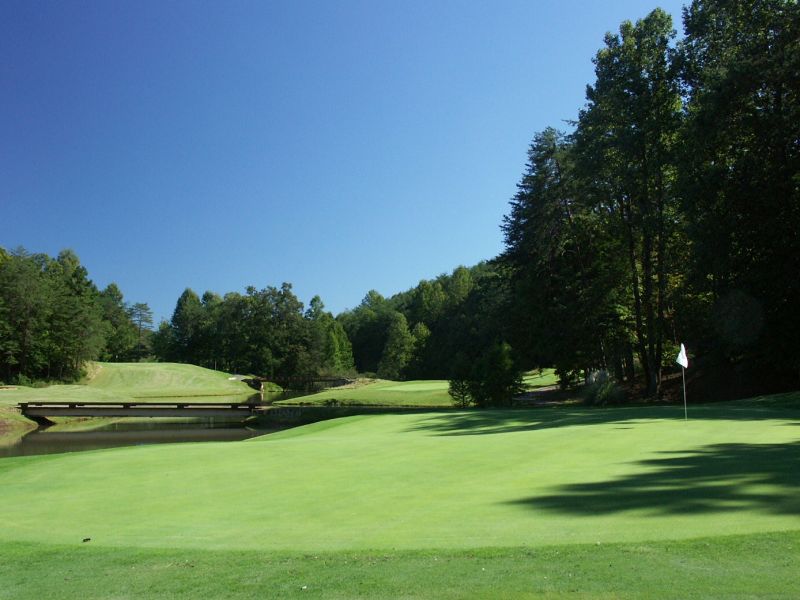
[0,391,306,459]
[0,420,278,458]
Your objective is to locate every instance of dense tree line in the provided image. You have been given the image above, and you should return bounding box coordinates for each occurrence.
[501,0,800,397]
[152,285,354,380]
[0,247,152,383]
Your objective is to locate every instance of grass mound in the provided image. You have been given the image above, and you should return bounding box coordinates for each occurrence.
[86,362,253,398]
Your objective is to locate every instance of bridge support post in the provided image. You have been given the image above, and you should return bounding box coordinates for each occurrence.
[23,413,55,427]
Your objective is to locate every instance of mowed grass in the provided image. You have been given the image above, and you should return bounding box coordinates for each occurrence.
[278,379,455,407]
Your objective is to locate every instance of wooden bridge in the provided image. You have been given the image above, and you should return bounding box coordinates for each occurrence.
[18,401,261,424]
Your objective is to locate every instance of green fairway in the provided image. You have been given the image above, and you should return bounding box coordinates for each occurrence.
[277,378,455,406]
[2,394,798,597]
[279,369,559,407]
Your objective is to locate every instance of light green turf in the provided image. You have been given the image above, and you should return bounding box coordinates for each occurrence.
[522,368,559,389]
[278,378,454,406]
[1,397,798,553]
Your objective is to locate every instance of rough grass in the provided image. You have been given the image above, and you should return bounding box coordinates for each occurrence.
[2,531,798,599]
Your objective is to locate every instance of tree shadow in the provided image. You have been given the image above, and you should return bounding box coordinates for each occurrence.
[507,441,800,516]
[408,403,800,437]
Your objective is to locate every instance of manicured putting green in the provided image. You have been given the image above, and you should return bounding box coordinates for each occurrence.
[1,399,798,552]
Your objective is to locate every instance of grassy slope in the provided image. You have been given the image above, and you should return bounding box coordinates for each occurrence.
[1,394,798,597]
[277,369,559,407]
[0,362,253,407]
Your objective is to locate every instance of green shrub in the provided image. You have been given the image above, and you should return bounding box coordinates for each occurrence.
[448,379,472,408]
[14,374,32,386]
[583,380,625,406]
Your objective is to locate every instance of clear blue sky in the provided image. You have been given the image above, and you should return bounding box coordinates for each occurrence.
[1,0,686,322]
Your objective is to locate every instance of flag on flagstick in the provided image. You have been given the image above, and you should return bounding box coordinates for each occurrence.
[676,343,689,369]
[676,343,688,419]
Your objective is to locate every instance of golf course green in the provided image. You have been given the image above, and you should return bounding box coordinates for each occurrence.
[1,390,798,597]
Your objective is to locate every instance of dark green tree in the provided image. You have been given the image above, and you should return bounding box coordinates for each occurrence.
[377,312,414,380]
[128,302,154,360]
[502,129,627,384]
[99,283,137,361]
[574,9,683,396]
[677,0,800,387]
[169,289,204,364]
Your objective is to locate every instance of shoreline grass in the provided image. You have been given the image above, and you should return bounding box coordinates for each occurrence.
[2,530,798,599]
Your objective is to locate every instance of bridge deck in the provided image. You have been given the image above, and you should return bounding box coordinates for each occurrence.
[18,401,260,419]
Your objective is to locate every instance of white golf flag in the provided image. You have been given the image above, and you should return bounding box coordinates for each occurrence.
[676,343,689,369]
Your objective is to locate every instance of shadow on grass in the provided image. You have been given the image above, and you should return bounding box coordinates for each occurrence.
[407,399,800,437]
[508,441,800,516]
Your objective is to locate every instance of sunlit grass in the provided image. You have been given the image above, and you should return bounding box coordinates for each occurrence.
[2,392,798,597]
[277,378,454,406]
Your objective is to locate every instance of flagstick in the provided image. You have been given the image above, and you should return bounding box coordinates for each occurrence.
[682,366,687,420]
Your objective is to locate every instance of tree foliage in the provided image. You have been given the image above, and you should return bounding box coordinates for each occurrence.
[152,284,355,380]
[0,247,143,383]
[499,0,800,397]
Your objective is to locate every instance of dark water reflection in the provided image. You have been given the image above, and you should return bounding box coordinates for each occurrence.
[0,391,309,459]
[0,420,274,458]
